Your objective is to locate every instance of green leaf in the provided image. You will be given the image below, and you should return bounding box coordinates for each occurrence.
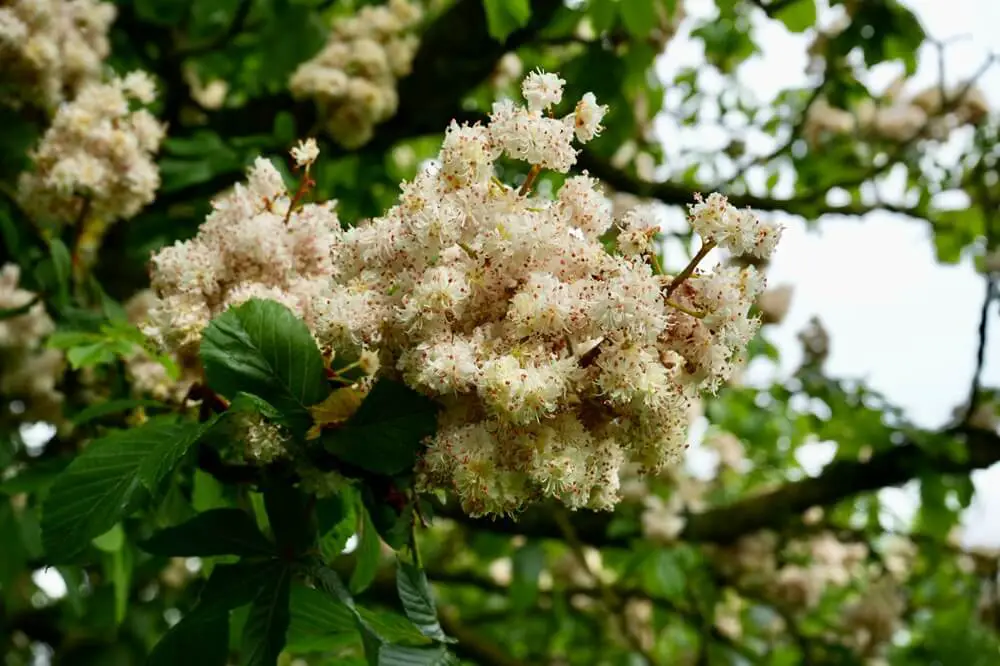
[71,398,169,426]
[67,342,119,369]
[510,541,545,611]
[241,565,292,666]
[193,469,227,512]
[588,0,618,33]
[48,238,71,307]
[263,484,316,556]
[482,0,531,42]
[92,523,125,553]
[317,490,357,562]
[395,559,452,643]
[312,565,387,664]
[198,561,283,616]
[105,542,133,625]
[350,507,382,594]
[773,0,817,32]
[140,509,274,557]
[41,420,209,562]
[378,645,456,666]
[200,298,329,437]
[286,583,358,652]
[619,0,656,38]
[41,429,154,562]
[323,380,437,476]
[137,416,221,494]
[147,610,229,666]
[358,609,433,647]
[361,485,413,550]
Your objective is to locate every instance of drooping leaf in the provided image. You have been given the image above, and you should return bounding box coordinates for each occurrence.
[240,565,292,666]
[140,509,274,557]
[323,379,437,476]
[395,559,452,643]
[200,298,330,436]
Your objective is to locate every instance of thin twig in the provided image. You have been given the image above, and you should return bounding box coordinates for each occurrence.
[665,240,716,297]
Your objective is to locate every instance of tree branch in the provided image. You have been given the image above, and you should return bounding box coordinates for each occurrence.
[577,150,926,220]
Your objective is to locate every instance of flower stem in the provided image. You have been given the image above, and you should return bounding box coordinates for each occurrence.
[665,239,716,297]
[519,164,542,196]
[665,299,706,319]
[284,168,315,224]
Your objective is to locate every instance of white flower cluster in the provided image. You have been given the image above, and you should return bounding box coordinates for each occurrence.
[0,0,116,109]
[804,84,990,147]
[841,580,904,659]
[714,529,870,612]
[122,290,196,404]
[144,154,342,357]
[289,0,422,148]
[17,72,164,229]
[148,70,779,517]
[0,264,65,425]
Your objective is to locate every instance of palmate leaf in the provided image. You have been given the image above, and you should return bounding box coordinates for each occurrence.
[200,298,330,437]
[41,418,216,563]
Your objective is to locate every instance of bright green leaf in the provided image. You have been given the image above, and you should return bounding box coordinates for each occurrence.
[350,507,382,594]
[482,0,531,42]
[619,0,656,38]
[773,0,817,32]
[92,523,125,553]
[200,298,329,436]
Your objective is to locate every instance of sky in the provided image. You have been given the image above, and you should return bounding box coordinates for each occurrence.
[653,0,1000,546]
